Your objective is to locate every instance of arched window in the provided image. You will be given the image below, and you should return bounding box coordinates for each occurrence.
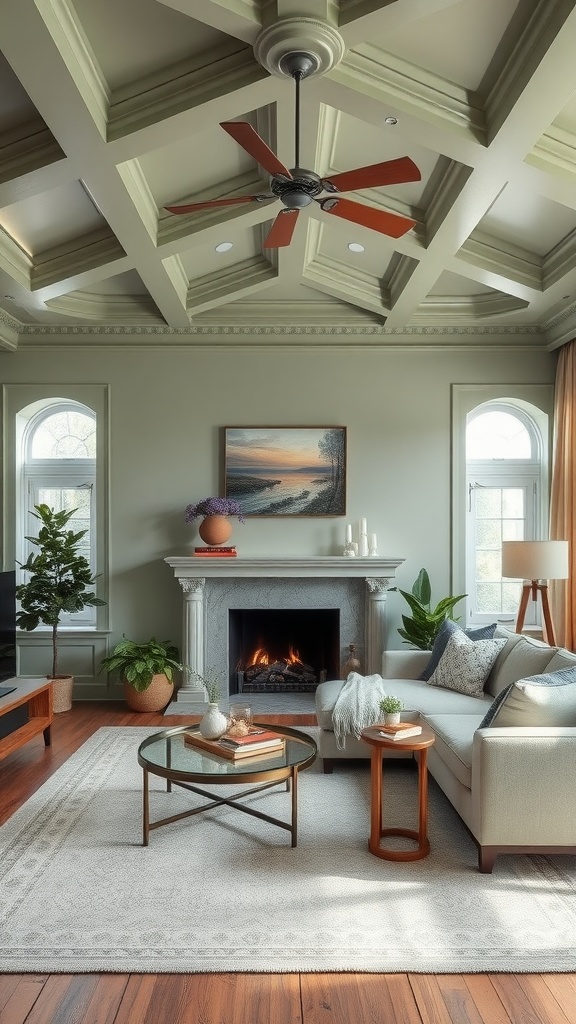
[465,400,546,626]
[19,400,98,627]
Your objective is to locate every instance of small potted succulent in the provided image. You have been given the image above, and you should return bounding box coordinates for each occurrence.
[379,694,404,726]
[185,496,245,547]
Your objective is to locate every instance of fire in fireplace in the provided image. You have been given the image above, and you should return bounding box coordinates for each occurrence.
[229,608,339,694]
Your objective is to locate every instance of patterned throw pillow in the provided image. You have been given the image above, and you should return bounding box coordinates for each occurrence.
[427,630,507,697]
[419,618,498,681]
[479,666,576,728]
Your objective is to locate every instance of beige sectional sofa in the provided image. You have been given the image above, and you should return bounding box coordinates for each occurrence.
[315,627,576,872]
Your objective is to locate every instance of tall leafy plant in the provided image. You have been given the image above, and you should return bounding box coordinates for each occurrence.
[395,568,466,650]
[16,504,105,678]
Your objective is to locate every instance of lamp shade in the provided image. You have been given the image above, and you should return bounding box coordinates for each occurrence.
[501,540,569,581]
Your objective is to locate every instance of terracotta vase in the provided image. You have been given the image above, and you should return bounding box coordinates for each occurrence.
[198,514,233,546]
[124,673,174,713]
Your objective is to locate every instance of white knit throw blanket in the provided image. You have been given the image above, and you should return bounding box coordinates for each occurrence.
[331,671,389,749]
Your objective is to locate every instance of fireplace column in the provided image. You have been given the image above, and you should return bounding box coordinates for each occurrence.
[365,578,392,673]
[175,577,207,704]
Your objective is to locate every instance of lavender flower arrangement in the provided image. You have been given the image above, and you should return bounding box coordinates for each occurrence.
[185,496,245,523]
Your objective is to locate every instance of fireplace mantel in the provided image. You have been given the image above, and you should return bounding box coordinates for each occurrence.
[165,555,404,706]
[165,555,403,579]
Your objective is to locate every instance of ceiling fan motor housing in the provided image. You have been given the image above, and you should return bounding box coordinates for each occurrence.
[270,168,323,209]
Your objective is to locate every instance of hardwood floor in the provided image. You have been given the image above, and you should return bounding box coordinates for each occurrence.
[1,703,575,1024]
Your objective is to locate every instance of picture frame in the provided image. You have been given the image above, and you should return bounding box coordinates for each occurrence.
[224,426,346,517]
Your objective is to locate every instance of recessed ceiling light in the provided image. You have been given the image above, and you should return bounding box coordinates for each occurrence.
[348,242,365,253]
[215,242,233,252]
[385,116,398,125]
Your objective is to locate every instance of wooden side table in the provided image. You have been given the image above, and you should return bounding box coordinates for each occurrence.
[361,724,436,861]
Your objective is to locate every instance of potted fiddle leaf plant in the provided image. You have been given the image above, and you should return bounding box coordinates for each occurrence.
[15,503,106,713]
[98,636,182,712]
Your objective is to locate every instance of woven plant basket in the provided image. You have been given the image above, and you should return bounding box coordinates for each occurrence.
[124,673,174,713]
[51,675,74,713]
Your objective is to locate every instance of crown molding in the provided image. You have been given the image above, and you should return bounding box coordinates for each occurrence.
[30,230,127,290]
[527,124,576,180]
[37,0,109,139]
[0,119,66,187]
[543,227,576,289]
[43,290,162,323]
[412,292,529,322]
[108,44,266,141]
[333,44,485,142]
[0,311,20,350]
[0,229,33,290]
[187,256,277,316]
[458,232,542,291]
[483,0,571,140]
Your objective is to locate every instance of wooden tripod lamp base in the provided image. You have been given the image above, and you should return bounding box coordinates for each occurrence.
[515,581,556,646]
[503,540,569,648]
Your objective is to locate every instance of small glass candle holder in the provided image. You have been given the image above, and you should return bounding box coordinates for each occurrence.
[229,703,253,731]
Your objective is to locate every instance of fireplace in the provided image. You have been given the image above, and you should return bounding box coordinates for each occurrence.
[165,556,404,707]
[229,608,339,694]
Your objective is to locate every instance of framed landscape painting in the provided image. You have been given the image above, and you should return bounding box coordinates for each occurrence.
[224,426,346,516]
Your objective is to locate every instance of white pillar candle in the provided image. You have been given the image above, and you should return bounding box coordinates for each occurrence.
[360,518,367,536]
[345,524,352,544]
[370,533,377,550]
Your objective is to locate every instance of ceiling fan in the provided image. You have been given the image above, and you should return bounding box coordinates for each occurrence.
[165,52,420,248]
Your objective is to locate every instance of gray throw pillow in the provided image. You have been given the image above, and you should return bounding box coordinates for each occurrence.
[419,618,497,681]
[427,631,507,698]
[480,666,576,728]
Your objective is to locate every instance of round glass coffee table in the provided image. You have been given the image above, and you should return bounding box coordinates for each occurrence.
[138,723,317,846]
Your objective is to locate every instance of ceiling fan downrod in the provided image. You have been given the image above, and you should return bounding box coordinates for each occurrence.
[278,51,318,170]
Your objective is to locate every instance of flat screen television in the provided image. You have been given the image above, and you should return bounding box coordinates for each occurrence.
[0,570,17,684]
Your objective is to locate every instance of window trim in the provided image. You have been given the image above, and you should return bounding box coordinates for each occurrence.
[451,384,554,626]
[2,384,109,633]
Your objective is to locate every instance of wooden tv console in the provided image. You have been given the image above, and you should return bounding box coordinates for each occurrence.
[0,678,53,761]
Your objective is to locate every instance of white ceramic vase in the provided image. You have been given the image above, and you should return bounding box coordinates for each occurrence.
[199,702,229,739]
[384,712,401,726]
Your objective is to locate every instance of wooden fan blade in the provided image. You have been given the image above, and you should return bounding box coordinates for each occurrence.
[322,157,420,193]
[220,122,292,179]
[165,196,271,214]
[319,196,416,238]
[263,209,299,248]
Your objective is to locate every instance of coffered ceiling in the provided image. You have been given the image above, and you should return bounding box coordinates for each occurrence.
[2,0,576,347]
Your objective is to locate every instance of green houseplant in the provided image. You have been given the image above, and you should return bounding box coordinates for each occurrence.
[379,694,404,725]
[394,568,466,650]
[16,504,106,712]
[98,637,182,712]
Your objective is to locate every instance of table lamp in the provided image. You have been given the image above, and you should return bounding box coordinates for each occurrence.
[501,539,569,645]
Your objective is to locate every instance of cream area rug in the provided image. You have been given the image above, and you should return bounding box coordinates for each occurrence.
[2,726,576,974]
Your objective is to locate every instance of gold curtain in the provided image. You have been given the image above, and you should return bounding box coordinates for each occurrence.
[550,340,576,650]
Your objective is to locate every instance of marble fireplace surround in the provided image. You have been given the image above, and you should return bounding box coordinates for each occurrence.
[165,557,404,708]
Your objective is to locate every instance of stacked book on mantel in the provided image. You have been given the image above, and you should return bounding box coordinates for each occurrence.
[193,546,237,557]
[184,727,285,760]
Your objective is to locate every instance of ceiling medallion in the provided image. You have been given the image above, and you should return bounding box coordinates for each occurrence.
[253,17,345,79]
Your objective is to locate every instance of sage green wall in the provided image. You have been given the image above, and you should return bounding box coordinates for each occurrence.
[0,336,557,691]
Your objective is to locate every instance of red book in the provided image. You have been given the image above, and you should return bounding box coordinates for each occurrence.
[194,546,236,553]
[193,551,238,557]
[221,728,283,747]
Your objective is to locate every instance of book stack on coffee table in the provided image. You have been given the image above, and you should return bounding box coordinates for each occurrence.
[184,727,284,759]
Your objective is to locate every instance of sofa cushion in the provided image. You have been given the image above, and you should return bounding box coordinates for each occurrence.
[543,649,576,673]
[428,631,507,697]
[484,635,558,698]
[420,713,485,789]
[418,619,497,681]
[315,676,493,731]
[480,666,576,728]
